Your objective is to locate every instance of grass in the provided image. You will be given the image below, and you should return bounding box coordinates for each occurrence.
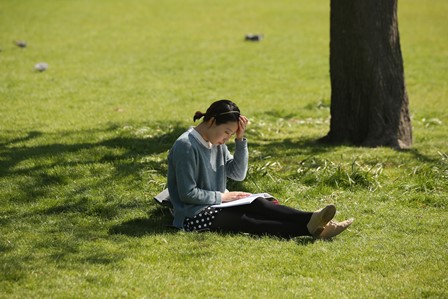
[1,0,447,298]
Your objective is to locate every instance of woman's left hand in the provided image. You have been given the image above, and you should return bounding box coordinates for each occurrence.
[236,115,249,140]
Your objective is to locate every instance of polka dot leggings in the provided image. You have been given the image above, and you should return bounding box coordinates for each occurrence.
[183,206,221,232]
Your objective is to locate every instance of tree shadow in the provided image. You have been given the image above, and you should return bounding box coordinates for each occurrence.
[0,123,185,177]
[403,148,443,164]
[2,116,439,206]
[0,122,186,205]
[1,116,441,243]
[248,136,335,157]
[247,130,442,167]
[0,130,43,146]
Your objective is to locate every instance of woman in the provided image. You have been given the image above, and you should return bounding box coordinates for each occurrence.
[167,99,353,239]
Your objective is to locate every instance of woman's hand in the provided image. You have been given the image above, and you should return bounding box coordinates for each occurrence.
[221,191,251,202]
[236,115,249,141]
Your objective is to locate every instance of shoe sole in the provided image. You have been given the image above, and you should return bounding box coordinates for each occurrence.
[319,218,354,240]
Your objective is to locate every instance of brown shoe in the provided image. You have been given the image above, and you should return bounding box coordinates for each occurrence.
[307,205,336,237]
[318,218,354,239]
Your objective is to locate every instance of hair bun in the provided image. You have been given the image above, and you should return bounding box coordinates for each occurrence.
[193,111,205,122]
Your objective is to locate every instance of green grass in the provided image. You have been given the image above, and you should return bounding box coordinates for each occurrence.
[1,0,447,298]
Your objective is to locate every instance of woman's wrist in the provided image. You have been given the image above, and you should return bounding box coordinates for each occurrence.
[221,192,229,202]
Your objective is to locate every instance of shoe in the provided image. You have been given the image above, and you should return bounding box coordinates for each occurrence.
[318,218,354,239]
[307,205,336,237]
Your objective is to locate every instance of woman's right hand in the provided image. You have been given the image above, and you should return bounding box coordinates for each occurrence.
[235,115,249,140]
[221,191,251,202]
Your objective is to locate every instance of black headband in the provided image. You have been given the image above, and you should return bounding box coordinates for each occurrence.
[216,111,240,117]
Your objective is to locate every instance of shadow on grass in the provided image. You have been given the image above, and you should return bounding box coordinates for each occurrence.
[110,202,317,245]
[1,120,440,200]
[110,210,318,245]
[1,118,443,240]
[0,122,185,203]
[109,217,179,236]
[109,201,318,244]
[248,137,334,157]
[0,130,43,146]
[0,123,185,176]
[109,206,178,237]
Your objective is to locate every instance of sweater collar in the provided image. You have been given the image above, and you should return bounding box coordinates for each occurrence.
[189,127,213,149]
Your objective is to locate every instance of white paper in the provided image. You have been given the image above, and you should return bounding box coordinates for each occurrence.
[212,193,274,208]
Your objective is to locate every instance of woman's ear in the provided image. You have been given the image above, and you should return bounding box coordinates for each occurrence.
[206,117,216,127]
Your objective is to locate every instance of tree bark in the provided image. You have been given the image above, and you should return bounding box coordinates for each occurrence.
[322,0,412,149]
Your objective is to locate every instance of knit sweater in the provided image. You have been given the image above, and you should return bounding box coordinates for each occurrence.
[167,127,248,228]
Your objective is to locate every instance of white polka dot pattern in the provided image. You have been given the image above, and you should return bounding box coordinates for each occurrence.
[183,207,221,232]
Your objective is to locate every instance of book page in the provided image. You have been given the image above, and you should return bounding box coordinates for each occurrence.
[211,193,274,208]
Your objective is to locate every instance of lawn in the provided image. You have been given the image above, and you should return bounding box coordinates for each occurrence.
[1,0,447,298]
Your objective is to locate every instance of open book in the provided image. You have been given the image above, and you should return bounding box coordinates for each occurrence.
[211,193,275,208]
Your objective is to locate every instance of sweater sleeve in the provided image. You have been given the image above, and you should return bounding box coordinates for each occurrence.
[225,138,248,181]
[170,139,222,205]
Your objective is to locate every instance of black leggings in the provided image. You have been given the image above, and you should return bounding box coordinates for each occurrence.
[210,198,313,238]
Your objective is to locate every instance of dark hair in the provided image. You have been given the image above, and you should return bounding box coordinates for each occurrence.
[193,99,240,125]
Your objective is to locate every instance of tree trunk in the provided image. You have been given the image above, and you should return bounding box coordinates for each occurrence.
[322,0,412,149]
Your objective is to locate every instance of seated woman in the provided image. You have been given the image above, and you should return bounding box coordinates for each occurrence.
[167,99,353,239]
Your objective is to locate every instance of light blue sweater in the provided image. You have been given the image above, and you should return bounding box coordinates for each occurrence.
[167,128,248,228]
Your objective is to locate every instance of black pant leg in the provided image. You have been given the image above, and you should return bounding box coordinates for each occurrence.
[210,199,312,238]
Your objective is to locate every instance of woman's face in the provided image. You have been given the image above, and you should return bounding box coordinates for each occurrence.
[208,121,238,145]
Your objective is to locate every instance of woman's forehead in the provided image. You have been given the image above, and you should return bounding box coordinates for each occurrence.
[219,122,238,132]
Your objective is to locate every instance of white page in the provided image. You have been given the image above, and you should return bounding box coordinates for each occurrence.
[212,193,274,208]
